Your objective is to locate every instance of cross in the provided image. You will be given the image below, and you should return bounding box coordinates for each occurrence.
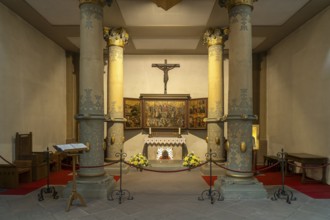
[152,59,180,94]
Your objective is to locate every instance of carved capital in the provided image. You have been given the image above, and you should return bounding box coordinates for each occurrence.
[219,0,257,10]
[203,27,229,47]
[103,27,129,48]
[79,0,112,7]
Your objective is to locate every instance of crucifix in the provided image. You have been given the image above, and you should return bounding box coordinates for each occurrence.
[152,59,180,94]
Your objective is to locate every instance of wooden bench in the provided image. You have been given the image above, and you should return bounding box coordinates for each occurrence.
[0,160,32,188]
[286,153,328,184]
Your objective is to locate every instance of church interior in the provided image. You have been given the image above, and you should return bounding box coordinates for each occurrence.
[0,0,330,219]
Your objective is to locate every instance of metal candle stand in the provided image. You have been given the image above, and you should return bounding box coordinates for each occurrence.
[198,149,223,204]
[271,148,296,204]
[38,147,58,201]
[108,149,133,204]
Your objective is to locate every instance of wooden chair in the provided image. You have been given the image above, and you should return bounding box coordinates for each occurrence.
[15,132,47,181]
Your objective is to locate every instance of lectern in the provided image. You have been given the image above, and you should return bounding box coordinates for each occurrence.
[53,143,89,211]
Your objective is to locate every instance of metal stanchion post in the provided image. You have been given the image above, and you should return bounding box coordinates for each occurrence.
[108,149,133,204]
[198,149,223,204]
[271,148,296,204]
[38,147,58,201]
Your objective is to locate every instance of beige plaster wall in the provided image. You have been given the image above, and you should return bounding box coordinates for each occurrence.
[266,7,330,182]
[0,4,66,162]
[122,55,211,159]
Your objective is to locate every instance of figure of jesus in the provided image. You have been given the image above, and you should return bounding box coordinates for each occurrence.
[152,59,180,94]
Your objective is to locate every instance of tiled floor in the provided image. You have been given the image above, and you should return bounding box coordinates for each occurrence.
[1,169,330,220]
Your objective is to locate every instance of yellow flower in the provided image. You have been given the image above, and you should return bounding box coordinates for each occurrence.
[182,152,201,167]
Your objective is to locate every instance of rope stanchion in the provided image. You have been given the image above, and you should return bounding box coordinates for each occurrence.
[38,147,58,201]
[198,149,223,204]
[107,150,133,204]
[271,148,296,204]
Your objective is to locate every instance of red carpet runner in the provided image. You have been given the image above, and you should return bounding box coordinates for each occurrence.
[203,172,330,199]
[0,170,73,195]
[1,170,329,199]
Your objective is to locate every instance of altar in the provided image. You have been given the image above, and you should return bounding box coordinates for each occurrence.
[143,137,188,160]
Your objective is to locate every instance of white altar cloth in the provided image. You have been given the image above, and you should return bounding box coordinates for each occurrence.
[144,137,186,145]
[143,137,186,160]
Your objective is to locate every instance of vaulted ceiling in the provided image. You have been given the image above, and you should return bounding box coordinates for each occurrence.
[1,0,329,55]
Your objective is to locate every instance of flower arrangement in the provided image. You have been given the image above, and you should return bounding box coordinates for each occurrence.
[128,153,149,168]
[182,152,202,168]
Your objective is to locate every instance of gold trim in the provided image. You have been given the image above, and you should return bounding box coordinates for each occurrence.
[240,141,247,153]
[215,137,220,145]
[205,136,209,143]
[110,136,115,145]
[226,172,253,178]
[78,171,106,177]
[103,27,129,48]
[225,140,230,151]
[79,0,104,6]
[85,142,91,152]
[220,0,256,10]
[203,27,229,47]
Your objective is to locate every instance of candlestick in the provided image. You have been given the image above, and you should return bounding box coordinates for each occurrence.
[149,127,151,135]
[179,127,181,135]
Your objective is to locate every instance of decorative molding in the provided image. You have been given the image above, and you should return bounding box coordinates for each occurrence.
[80,3,103,29]
[150,0,182,11]
[104,27,129,48]
[228,89,252,115]
[229,6,251,31]
[203,27,229,47]
[219,0,257,10]
[79,89,104,113]
[79,0,112,7]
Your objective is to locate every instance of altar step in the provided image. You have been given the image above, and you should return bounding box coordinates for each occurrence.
[147,160,185,171]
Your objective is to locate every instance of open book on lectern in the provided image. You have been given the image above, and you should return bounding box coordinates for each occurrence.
[53,143,88,153]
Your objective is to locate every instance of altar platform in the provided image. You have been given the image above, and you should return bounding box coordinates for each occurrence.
[147,160,185,170]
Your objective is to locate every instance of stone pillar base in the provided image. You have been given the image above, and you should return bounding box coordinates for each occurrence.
[104,163,130,176]
[214,176,267,199]
[62,175,115,200]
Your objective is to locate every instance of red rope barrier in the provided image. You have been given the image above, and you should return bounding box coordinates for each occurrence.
[57,158,329,174]
[123,161,208,173]
[61,160,120,169]
[212,161,281,174]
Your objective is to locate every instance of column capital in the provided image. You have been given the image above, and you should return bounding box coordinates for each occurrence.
[203,27,229,47]
[103,27,129,47]
[219,0,257,10]
[79,0,112,7]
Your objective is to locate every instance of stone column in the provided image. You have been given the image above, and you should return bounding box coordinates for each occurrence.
[103,27,129,161]
[77,0,106,177]
[216,0,266,199]
[63,0,115,200]
[220,0,257,178]
[203,28,228,161]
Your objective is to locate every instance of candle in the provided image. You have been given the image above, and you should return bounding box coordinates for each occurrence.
[149,127,151,135]
[179,127,181,135]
